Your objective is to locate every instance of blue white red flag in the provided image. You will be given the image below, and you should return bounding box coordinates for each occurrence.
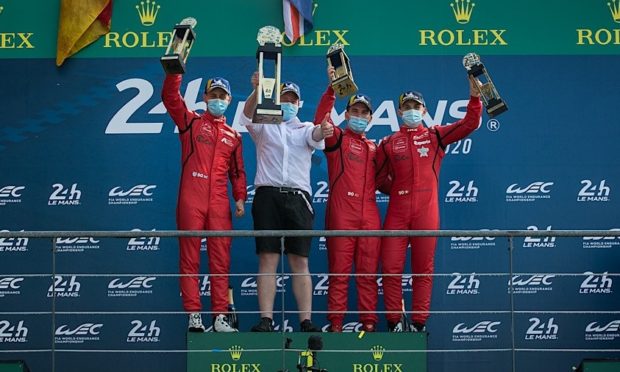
[283,0,314,44]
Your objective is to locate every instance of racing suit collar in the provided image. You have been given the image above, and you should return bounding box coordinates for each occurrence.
[203,110,227,126]
[400,124,424,133]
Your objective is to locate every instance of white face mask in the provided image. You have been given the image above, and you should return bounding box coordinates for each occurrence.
[402,109,424,126]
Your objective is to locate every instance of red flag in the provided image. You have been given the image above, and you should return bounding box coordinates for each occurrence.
[56,0,113,66]
[283,0,314,44]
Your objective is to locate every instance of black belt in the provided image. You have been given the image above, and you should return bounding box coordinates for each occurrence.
[259,186,305,194]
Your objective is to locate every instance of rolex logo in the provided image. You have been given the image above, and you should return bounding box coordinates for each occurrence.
[371,345,385,361]
[136,0,160,26]
[229,345,243,361]
[450,0,475,24]
[609,0,620,23]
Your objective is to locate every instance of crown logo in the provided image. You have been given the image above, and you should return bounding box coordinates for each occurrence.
[371,345,385,361]
[136,0,160,26]
[609,0,620,23]
[450,0,475,24]
[229,345,243,361]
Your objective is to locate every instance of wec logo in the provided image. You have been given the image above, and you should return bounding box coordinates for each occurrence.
[452,320,501,342]
[0,186,24,205]
[108,277,155,289]
[109,185,156,197]
[56,323,103,336]
[506,182,553,194]
[585,320,620,341]
[586,320,620,333]
[0,277,23,290]
[0,186,24,198]
[506,182,553,203]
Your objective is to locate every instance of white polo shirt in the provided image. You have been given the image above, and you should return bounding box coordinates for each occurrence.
[239,114,325,195]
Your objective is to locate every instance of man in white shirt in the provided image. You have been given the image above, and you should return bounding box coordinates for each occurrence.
[239,72,326,332]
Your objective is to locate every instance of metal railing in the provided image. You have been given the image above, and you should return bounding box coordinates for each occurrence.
[1,229,619,372]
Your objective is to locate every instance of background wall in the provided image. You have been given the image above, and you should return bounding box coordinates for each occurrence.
[1,1,619,371]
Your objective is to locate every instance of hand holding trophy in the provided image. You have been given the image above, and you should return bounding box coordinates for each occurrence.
[160,17,197,74]
[463,53,508,118]
[253,26,284,124]
[326,43,358,98]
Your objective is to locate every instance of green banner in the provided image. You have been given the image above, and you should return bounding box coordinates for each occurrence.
[1,0,619,59]
[187,332,427,372]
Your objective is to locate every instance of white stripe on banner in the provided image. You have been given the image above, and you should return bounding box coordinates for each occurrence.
[283,0,294,43]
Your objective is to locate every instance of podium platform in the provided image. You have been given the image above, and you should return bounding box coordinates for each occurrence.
[187,332,427,371]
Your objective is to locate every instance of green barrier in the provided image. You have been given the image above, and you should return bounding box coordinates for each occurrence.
[575,359,620,372]
[188,332,427,372]
[0,361,29,372]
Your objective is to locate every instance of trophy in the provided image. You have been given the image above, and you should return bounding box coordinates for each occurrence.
[463,52,508,118]
[253,26,283,124]
[326,43,358,98]
[160,17,197,74]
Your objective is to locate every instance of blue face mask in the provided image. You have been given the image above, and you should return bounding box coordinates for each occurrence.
[348,116,369,133]
[281,102,299,122]
[207,99,229,117]
[402,109,424,126]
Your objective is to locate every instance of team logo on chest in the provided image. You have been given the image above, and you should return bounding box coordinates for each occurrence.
[418,147,430,157]
[393,137,408,153]
[349,140,363,155]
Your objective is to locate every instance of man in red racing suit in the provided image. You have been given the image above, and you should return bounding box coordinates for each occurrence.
[162,74,247,333]
[376,76,482,332]
[314,66,381,332]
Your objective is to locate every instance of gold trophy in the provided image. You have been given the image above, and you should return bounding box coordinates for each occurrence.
[463,52,508,118]
[327,43,358,98]
[160,17,197,74]
[253,26,283,124]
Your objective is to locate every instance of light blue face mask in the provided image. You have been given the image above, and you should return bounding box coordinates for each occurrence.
[348,116,369,133]
[207,99,229,117]
[402,109,424,126]
[281,102,299,122]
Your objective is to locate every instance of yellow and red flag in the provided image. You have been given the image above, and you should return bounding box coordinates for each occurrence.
[56,0,113,66]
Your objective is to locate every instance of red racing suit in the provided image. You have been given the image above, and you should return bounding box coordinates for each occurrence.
[376,96,482,325]
[314,86,381,327]
[162,74,247,314]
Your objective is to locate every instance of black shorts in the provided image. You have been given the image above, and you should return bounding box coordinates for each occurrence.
[251,186,314,257]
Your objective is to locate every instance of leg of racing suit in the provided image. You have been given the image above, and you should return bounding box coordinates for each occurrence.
[381,200,411,324]
[355,234,380,325]
[409,203,439,325]
[206,201,232,314]
[327,236,355,326]
[178,202,206,312]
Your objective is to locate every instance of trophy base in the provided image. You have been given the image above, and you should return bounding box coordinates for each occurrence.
[253,105,283,124]
[161,55,187,74]
[486,99,508,118]
[331,77,358,98]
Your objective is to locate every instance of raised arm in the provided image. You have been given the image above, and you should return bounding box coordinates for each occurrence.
[161,74,199,131]
[434,76,483,147]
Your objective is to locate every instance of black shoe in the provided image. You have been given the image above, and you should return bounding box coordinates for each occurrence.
[411,322,427,333]
[387,320,404,332]
[251,317,274,332]
[300,319,320,332]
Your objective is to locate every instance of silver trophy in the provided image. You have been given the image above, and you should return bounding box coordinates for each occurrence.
[463,52,508,118]
[326,43,358,98]
[160,17,197,74]
[253,26,283,124]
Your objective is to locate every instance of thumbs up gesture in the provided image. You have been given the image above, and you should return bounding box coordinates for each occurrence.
[320,113,334,138]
